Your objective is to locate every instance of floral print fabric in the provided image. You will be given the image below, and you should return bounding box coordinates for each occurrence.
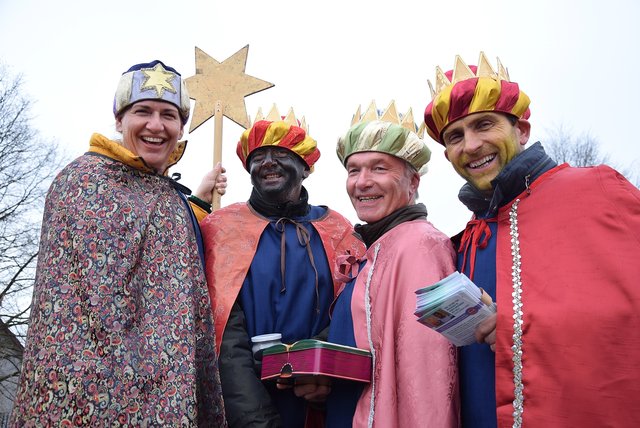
[11,148,226,427]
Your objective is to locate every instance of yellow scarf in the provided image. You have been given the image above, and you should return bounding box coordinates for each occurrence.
[87,133,187,175]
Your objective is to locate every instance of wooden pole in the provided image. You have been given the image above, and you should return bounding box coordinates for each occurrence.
[185,46,274,211]
[212,100,223,210]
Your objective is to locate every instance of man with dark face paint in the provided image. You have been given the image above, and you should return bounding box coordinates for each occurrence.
[249,146,309,203]
[200,113,365,428]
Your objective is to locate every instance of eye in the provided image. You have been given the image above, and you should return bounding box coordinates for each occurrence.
[132,107,150,115]
[273,150,290,159]
[476,119,493,130]
[444,132,462,146]
[162,111,179,120]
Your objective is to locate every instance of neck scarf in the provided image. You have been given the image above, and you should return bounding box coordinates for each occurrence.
[458,142,557,216]
[249,186,311,218]
[355,203,428,248]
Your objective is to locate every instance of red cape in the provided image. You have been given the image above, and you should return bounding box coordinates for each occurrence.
[494,164,640,426]
[200,202,365,352]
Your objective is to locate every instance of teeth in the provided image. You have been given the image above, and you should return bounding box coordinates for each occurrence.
[359,196,379,202]
[469,155,495,168]
[142,137,163,144]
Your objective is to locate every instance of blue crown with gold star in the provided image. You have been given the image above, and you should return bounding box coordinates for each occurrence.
[113,60,190,124]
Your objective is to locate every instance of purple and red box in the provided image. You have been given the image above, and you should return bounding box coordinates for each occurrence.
[261,339,372,383]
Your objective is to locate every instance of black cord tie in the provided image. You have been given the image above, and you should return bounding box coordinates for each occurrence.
[274,218,321,314]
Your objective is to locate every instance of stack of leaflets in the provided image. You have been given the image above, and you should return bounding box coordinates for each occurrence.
[415,272,496,346]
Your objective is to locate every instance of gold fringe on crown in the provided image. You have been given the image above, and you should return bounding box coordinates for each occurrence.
[428,51,510,99]
[350,100,425,138]
[251,104,309,133]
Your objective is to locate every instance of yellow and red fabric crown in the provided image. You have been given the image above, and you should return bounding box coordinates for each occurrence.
[423,52,530,144]
[236,105,320,172]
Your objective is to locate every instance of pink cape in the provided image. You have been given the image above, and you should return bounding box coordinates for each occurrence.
[349,220,460,427]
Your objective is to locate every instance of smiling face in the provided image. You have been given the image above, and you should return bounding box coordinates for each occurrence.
[442,112,530,195]
[345,152,420,223]
[115,100,184,173]
[248,146,309,204]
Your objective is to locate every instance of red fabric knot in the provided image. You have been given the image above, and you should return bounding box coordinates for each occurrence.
[330,253,362,318]
[335,254,361,285]
[459,217,496,281]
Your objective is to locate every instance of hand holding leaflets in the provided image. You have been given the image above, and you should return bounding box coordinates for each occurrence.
[415,272,496,346]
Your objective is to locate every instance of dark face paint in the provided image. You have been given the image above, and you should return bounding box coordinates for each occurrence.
[248,147,309,204]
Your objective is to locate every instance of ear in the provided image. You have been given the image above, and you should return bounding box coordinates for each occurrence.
[115,116,123,133]
[516,119,531,146]
[409,172,421,197]
[302,169,310,179]
[179,126,184,140]
[444,149,450,162]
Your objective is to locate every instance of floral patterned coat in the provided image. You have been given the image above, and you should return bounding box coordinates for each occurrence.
[10,134,226,427]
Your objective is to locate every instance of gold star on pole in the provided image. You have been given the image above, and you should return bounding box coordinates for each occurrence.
[185,45,274,210]
[141,63,178,97]
[185,45,274,132]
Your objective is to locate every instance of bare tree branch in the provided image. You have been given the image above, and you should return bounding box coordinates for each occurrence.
[543,125,639,187]
[0,63,67,403]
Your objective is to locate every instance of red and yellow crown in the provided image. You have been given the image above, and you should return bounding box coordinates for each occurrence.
[236,105,320,172]
[423,52,530,144]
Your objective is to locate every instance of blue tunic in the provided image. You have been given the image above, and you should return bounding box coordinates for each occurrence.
[239,205,334,427]
[325,262,366,428]
[458,217,498,428]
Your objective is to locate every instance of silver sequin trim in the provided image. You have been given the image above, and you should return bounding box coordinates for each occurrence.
[364,243,381,428]
[509,199,524,427]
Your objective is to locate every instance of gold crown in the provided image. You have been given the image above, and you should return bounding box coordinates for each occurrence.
[428,51,510,99]
[350,100,425,138]
[251,104,309,133]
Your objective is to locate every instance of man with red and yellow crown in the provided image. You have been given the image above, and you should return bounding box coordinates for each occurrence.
[200,107,364,427]
[424,52,640,427]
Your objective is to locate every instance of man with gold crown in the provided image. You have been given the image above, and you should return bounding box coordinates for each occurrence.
[424,52,640,427]
[200,109,364,427]
[309,103,460,427]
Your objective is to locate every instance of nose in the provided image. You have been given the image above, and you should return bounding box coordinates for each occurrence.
[146,112,164,132]
[463,132,483,154]
[354,169,373,189]
[462,131,483,154]
[261,151,277,166]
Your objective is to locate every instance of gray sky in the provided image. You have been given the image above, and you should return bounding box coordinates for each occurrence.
[1,0,639,236]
